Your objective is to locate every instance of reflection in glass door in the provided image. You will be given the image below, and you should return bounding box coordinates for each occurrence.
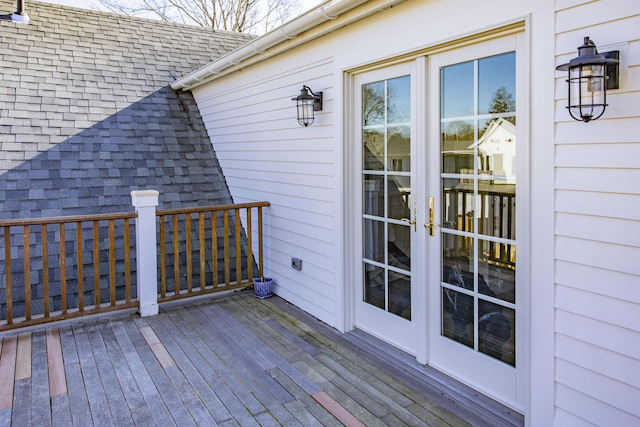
[440,52,517,366]
[362,75,412,320]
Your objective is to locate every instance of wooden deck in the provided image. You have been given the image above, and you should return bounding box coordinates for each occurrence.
[0,292,524,426]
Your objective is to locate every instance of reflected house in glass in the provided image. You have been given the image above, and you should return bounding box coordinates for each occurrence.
[472,118,516,185]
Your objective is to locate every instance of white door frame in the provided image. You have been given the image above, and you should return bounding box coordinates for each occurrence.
[343,25,529,413]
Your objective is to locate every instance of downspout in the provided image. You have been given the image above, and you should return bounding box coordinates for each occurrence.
[171,0,396,91]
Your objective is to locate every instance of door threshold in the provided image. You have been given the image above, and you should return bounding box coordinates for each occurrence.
[349,328,524,427]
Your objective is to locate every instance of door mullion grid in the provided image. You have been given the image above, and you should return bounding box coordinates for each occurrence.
[473,59,480,352]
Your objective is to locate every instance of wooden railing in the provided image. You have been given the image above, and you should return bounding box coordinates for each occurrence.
[0,200,270,330]
[0,212,138,331]
[156,202,269,303]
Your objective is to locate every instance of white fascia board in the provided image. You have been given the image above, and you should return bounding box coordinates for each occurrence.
[171,0,404,91]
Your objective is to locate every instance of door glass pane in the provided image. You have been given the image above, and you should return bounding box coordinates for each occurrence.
[441,120,474,174]
[478,53,516,115]
[363,129,385,170]
[389,271,411,320]
[441,61,474,118]
[362,75,411,320]
[364,264,385,309]
[479,300,515,366]
[388,76,411,123]
[388,223,410,270]
[363,219,384,263]
[440,52,516,366]
[442,287,474,347]
[363,174,384,217]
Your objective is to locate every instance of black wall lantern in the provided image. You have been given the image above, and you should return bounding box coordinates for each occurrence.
[292,85,323,127]
[556,37,619,122]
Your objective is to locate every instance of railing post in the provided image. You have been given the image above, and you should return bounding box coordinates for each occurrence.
[131,190,159,317]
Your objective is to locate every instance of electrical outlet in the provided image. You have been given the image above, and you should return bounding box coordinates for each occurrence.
[291,257,302,271]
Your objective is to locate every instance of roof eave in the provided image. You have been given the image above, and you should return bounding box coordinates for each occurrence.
[171,0,405,91]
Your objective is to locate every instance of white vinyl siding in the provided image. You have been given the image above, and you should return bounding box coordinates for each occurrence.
[192,55,339,325]
[554,1,640,424]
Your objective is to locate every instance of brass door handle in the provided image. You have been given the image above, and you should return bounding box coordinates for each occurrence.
[424,196,439,236]
[401,196,417,232]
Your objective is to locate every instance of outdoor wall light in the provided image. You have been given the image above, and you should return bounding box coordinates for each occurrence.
[556,36,619,122]
[292,85,323,127]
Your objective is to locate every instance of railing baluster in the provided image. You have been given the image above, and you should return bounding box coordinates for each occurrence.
[109,220,116,307]
[42,224,49,317]
[258,206,264,279]
[23,225,31,321]
[159,215,166,298]
[199,212,205,292]
[59,223,67,314]
[186,213,193,293]
[223,210,230,287]
[124,218,131,304]
[246,208,253,283]
[211,211,218,288]
[173,214,180,296]
[76,221,84,312]
[235,208,241,285]
[5,227,13,325]
[93,220,100,308]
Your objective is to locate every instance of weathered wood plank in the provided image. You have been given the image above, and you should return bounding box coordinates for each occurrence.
[138,317,218,426]
[72,322,112,427]
[97,321,155,427]
[0,335,17,409]
[268,367,332,427]
[159,306,261,426]
[215,301,321,395]
[51,394,73,427]
[11,379,31,426]
[84,321,133,426]
[123,317,197,426]
[107,318,177,427]
[32,330,53,426]
[175,304,273,419]
[139,326,175,369]
[46,328,67,397]
[59,325,93,427]
[151,309,235,425]
[0,408,11,426]
[15,332,31,380]
[312,391,367,427]
[198,303,295,404]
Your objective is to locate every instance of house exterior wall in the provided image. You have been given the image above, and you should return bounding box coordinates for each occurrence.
[189,0,639,423]
[553,1,640,425]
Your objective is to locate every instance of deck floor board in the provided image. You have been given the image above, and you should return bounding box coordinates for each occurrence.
[0,292,523,426]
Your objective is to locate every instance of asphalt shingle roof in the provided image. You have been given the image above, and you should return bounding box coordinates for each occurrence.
[0,0,254,218]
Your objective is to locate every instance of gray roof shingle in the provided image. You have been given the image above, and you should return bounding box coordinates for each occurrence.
[0,0,254,218]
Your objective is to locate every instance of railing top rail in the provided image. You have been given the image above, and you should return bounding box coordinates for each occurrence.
[156,201,270,216]
[0,212,137,227]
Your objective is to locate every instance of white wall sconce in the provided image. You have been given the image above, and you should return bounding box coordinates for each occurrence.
[556,37,619,122]
[292,85,323,127]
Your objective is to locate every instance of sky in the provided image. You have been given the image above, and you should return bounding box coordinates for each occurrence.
[33,0,324,25]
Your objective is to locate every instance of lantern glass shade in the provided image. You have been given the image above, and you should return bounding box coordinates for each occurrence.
[292,86,323,127]
[297,97,315,127]
[556,37,619,123]
[567,63,607,122]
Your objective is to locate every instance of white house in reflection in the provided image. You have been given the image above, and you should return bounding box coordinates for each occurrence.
[474,118,516,184]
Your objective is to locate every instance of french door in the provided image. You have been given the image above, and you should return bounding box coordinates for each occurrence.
[354,62,418,353]
[353,33,525,410]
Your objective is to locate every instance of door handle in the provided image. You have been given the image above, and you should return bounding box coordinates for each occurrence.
[424,196,439,236]
[400,196,417,232]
